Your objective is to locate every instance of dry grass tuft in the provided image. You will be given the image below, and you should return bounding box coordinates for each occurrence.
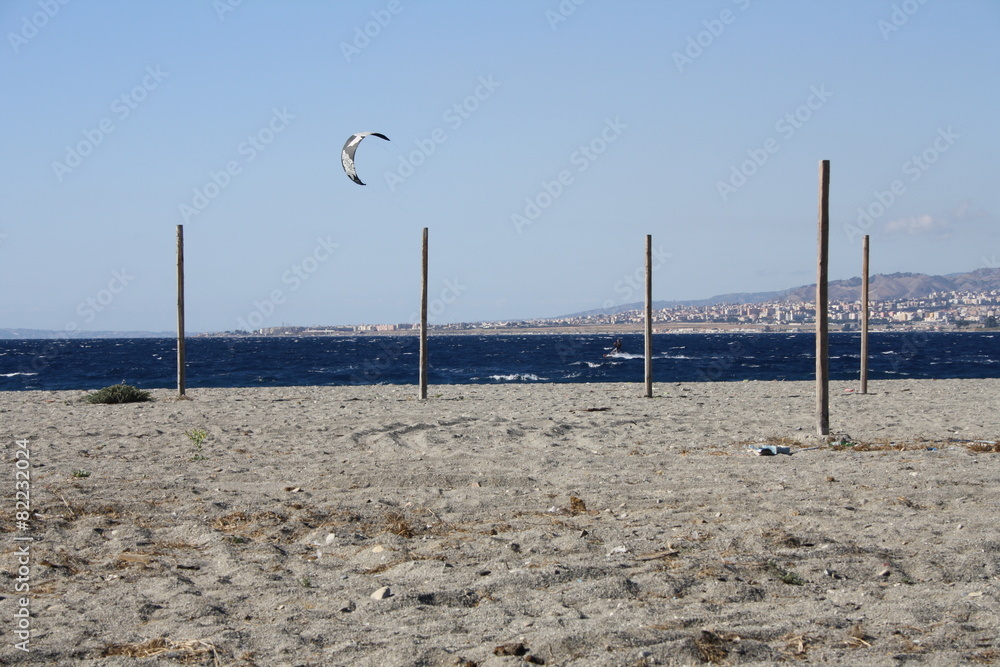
[493,642,529,657]
[825,436,1000,454]
[38,552,88,575]
[888,495,924,509]
[156,540,203,551]
[693,630,738,664]
[968,649,1000,664]
[763,560,805,586]
[844,623,872,649]
[965,441,1000,453]
[212,512,251,532]
[31,581,60,596]
[762,528,812,549]
[382,510,415,538]
[212,511,286,537]
[101,637,221,664]
[780,632,812,660]
[838,441,926,452]
[114,552,155,568]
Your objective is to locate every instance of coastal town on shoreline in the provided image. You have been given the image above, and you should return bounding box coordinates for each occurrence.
[216,286,1000,337]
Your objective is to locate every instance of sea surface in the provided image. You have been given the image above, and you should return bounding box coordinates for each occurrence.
[0,332,997,391]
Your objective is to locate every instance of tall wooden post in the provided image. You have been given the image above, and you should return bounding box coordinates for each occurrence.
[644,234,653,398]
[860,234,870,394]
[419,227,428,400]
[176,224,186,397]
[816,160,830,435]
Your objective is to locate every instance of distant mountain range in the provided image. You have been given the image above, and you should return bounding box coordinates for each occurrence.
[563,267,1000,317]
[0,329,176,340]
[4,268,998,338]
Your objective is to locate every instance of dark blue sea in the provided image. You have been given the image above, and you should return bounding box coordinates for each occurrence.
[0,332,997,391]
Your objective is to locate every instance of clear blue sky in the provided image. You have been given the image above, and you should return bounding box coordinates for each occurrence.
[2,0,998,332]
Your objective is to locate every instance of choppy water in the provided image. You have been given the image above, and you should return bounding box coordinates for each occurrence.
[0,332,996,391]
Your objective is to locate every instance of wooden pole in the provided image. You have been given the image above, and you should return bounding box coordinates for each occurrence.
[176,224,186,397]
[644,234,653,398]
[419,227,428,400]
[816,160,830,435]
[861,234,870,395]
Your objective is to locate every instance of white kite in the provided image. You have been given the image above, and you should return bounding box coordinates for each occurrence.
[341,132,389,185]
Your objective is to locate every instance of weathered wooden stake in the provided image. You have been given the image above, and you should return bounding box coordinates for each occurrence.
[816,160,830,435]
[644,234,653,398]
[176,224,186,397]
[861,234,870,395]
[419,227,428,400]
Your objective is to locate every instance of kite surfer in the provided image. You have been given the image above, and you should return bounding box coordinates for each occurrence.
[603,339,624,358]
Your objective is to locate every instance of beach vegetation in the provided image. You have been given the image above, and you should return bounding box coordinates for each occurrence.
[694,630,735,664]
[382,510,415,538]
[187,428,209,460]
[83,383,151,404]
[844,624,872,649]
[71,469,91,478]
[966,440,1000,453]
[766,561,805,586]
[186,429,208,446]
[100,638,221,662]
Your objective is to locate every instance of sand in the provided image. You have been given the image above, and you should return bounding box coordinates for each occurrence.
[2,379,999,666]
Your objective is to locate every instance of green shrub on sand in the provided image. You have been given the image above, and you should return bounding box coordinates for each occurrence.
[84,383,152,404]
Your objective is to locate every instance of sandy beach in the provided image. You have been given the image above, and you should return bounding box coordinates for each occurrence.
[2,379,999,666]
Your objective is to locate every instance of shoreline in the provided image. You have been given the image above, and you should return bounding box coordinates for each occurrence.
[1,326,991,342]
[6,375,1000,397]
[197,324,989,337]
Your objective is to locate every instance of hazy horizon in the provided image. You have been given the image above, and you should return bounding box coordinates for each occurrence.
[2,264,996,335]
